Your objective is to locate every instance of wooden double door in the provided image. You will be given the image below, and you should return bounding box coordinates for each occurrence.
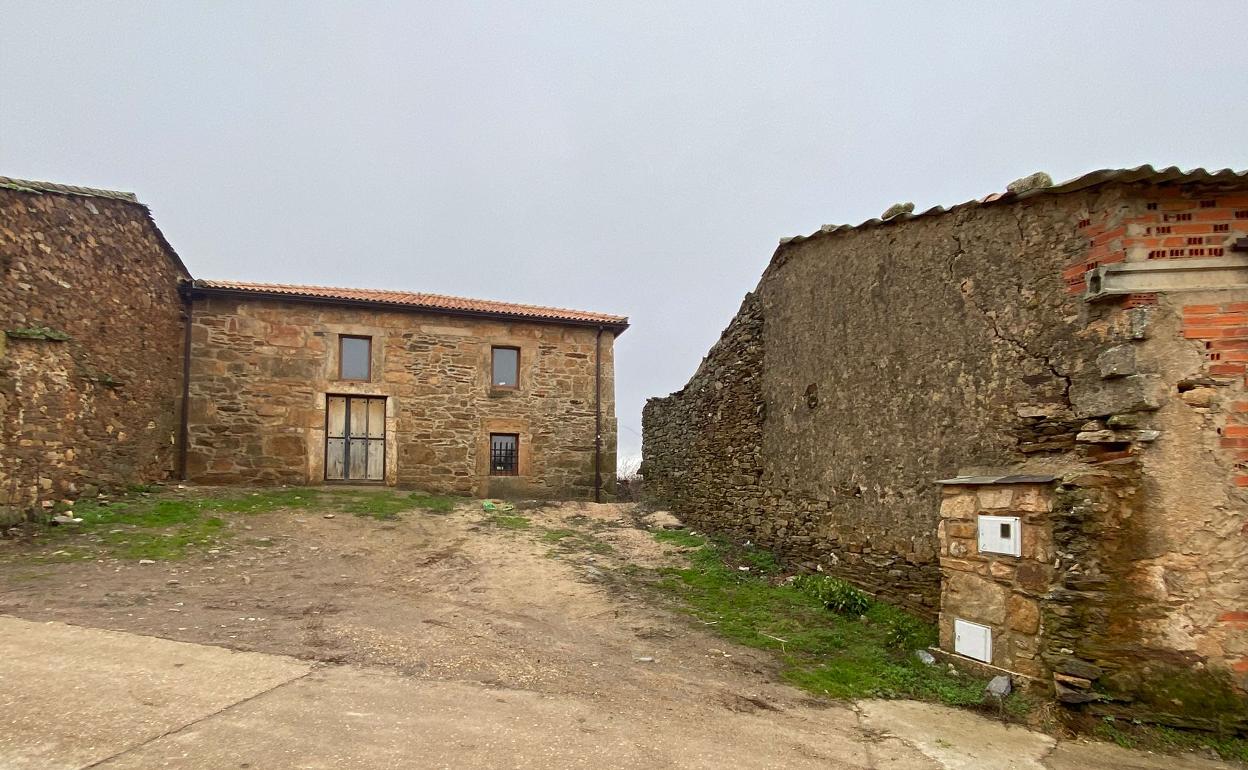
[325,395,386,482]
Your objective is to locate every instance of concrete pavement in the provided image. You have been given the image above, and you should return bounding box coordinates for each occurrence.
[0,616,1235,769]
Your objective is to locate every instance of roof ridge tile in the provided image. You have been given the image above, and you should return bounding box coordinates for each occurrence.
[192,280,629,329]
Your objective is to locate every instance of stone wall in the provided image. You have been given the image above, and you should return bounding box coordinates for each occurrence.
[642,292,764,536]
[646,193,1101,616]
[643,179,1248,719]
[187,295,616,499]
[0,186,189,517]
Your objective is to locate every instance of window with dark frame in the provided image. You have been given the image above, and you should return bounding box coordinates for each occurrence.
[490,433,519,476]
[339,335,372,380]
[491,346,519,388]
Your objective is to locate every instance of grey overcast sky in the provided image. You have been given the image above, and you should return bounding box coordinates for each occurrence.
[4,2,1248,467]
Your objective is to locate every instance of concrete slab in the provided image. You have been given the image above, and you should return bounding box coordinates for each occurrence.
[99,665,876,769]
[859,699,1056,770]
[0,616,311,769]
[0,617,1237,770]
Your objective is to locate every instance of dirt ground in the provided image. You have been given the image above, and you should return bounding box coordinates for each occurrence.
[0,488,1238,769]
[0,491,801,712]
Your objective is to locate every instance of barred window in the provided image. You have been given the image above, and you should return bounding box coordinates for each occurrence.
[490,434,519,476]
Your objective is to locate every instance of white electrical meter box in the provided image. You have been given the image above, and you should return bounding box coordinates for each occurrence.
[977,515,1021,557]
[953,618,993,663]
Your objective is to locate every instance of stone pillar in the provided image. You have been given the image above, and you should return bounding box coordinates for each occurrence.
[936,475,1057,681]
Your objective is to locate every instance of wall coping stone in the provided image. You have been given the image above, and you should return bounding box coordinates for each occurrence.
[935,474,1059,486]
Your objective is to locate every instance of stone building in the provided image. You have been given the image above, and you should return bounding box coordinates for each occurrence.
[1,175,627,512]
[643,166,1248,725]
[185,282,626,499]
[0,177,190,517]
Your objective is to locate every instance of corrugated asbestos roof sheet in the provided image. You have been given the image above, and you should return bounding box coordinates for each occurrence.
[779,165,1248,247]
[193,280,630,331]
[0,174,191,278]
[0,176,140,203]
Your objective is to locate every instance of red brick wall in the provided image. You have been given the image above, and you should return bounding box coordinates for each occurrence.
[1181,303,1248,493]
[1064,189,1248,296]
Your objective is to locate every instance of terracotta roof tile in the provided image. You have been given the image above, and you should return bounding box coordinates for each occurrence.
[192,280,629,330]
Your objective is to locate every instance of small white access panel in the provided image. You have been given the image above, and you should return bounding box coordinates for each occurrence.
[977,515,1021,557]
[954,619,993,663]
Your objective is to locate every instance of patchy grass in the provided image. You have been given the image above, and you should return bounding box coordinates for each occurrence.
[542,527,613,555]
[489,514,532,529]
[332,492,413,520]
[541,528,579,543]
[655,540,991,707]
[99,517,227,560]
[408,492,458,513]
[15,487,436,561]
[33,496,234,561]
[201,489,319,513]
[653,530,707,548]
[1092,717,1248,764]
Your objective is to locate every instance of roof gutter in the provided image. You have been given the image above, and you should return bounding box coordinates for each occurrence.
[187,284,630,336]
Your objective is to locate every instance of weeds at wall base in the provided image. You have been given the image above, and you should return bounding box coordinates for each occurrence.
[1082,714,1248,763]
[649,534,1000,709]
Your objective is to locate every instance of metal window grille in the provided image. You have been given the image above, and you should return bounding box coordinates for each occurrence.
[490,435,518,476]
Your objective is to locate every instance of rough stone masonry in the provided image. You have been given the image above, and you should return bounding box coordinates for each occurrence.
[643,166,1248,727]
[186,288,621,499]
[1,176,628,517]
[0,179,189,519]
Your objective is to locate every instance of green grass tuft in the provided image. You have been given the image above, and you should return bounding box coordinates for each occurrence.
[791,574,872,615]
[656,539,987,706]
[652,530,706,548]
